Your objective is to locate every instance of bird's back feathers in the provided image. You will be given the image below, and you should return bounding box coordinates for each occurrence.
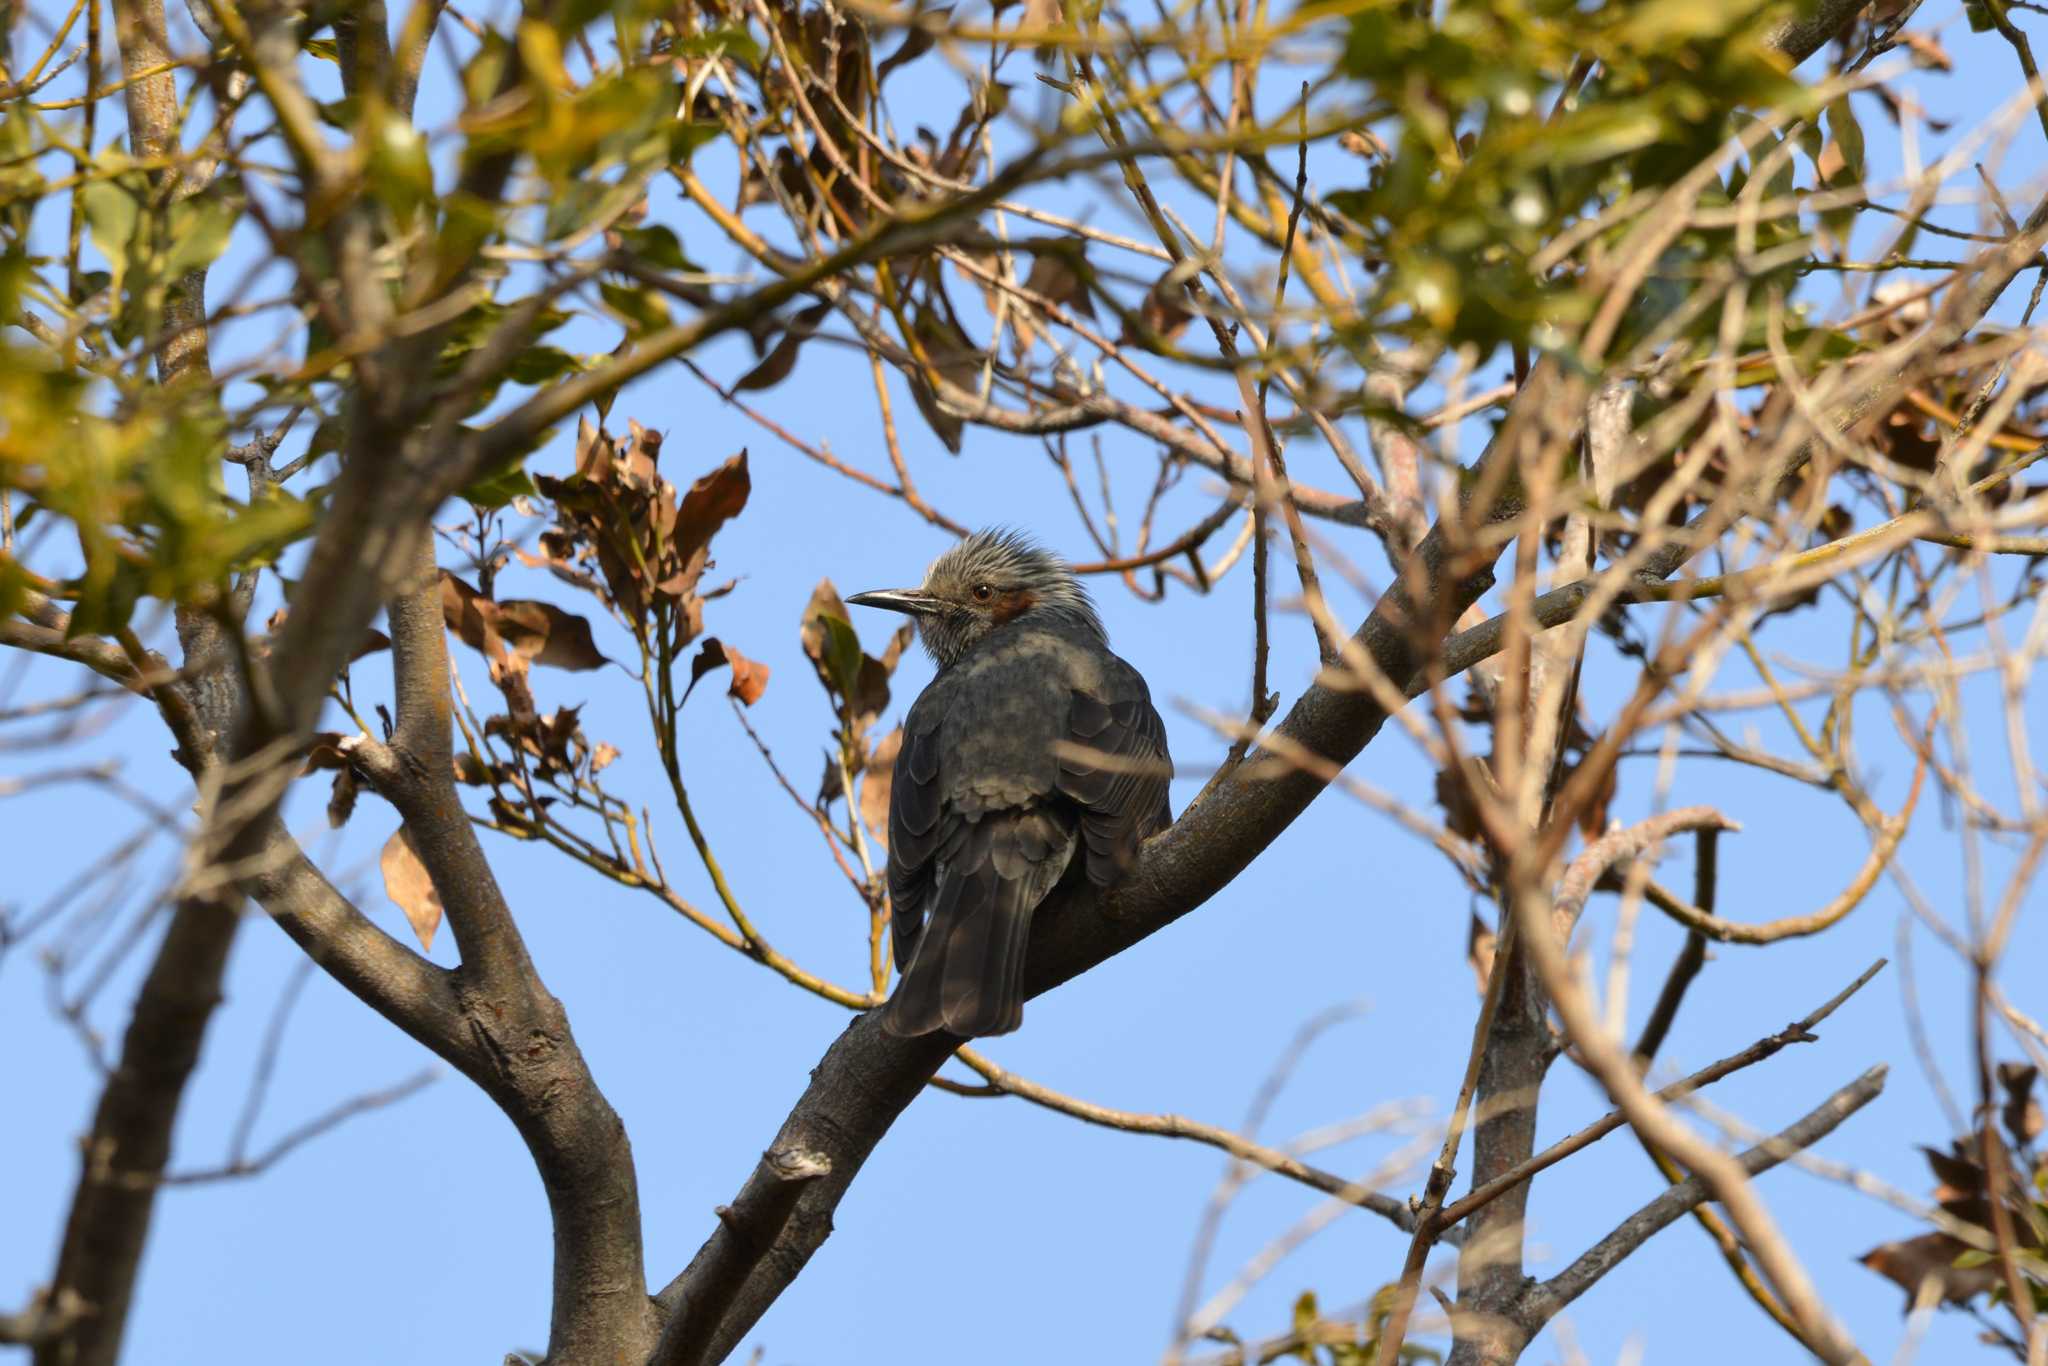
[883,619,1170,1037]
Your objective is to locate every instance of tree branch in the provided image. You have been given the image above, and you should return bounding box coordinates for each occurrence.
[32,895,237,1366]
[1523,1065,1889,1324]
[650,1146,833,1366]
[341,536,659,1363]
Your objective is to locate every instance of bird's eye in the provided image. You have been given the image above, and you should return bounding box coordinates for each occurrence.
[971,583,994,602]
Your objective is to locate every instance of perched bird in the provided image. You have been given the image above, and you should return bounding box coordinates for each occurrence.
[848,529,1172,1037]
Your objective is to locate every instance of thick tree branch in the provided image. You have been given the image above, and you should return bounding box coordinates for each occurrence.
[660,433,1525,1357]
[32,895,237,1366]
[650,1146,833,1366]
[28,8,240,1358]
[342,537,659,1363]
[660,158,2048,1350]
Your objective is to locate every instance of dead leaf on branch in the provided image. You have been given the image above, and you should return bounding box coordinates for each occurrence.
[380,827,444,953]
[876,14,946,82]
[2000,1062,2044,1148]
[533,423,749,635]
[858,725,902,849]
[1466,911,1496,996]
[733,298,833,392]
[801,578,913,749]
[1013,246,1097,354]
[1859,1233,2002,1309]
[486,705,593,780]
[327,767,358,830]
[1121,269,1193,351]
[690,636,772,706]
[437,570,606,671]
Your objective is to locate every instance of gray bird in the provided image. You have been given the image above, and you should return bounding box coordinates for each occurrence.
[848,529,1173,1037]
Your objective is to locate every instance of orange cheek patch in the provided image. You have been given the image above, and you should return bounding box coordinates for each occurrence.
[991,590,1036,623]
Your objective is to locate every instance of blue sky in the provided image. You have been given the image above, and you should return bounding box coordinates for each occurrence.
[4,2,2046,1363]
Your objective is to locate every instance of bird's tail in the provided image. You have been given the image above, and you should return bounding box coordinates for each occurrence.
[883,812,1069,1037]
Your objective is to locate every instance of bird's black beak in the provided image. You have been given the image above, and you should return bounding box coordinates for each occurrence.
[845,588,935,616]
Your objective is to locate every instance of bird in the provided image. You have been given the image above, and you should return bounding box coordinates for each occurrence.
[847,529,1173,1037]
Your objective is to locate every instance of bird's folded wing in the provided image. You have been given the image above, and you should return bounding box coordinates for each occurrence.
[1056,682,1173,886]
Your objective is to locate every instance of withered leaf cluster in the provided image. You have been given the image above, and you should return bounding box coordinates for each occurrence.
[1861,1063,2048,1323]
[800,578,914,844]
[533,420,750,633]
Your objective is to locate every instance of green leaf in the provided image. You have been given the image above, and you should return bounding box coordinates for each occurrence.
[599,280,670,337]
[81,176,140,295]
[613,225,700,274]
[821,613,863,701]
[1824,97,1866,184]
[505,344,583,385]
[669,120,725,166]
[1289,1291,1319,1362]
[463,465,539,510]
[161,193,238,277]
[674,24,764,68]
[543,180,605,244]
[364,101,435,224]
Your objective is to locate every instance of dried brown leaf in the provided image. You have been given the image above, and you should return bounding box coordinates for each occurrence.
[492,599,609,671]
[1859,1233,2000,1308]
[622,421,663,488]
[664,450,751,601]
[908,378,965,453]
[1024,248,1095,318]
[441,571,606,671]
[327,768,358,829]
[860,726,902,848]
[876,16,943,81]
[440,571,507,659]
[1467,911,1497,996]
[724,643,771,705]
[1999,1062,2044,1147]
[1123,271,1191,349]
[379,827,444,953]
[1903,31,1951,72]
[733,299,832,392]
[301,731,352,774]
[690,637,772,706]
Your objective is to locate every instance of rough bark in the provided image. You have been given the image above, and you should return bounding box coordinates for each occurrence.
[33,897,239,1366]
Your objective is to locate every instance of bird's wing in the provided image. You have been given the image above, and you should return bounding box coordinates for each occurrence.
[886,705,947,975]
[883,805,1074,1037]
[1055,664,1174,887]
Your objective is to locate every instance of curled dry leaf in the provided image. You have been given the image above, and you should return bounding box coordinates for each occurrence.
[379,827,444,953]
[1013,246,1096,354]
[1121,269,1192,350]
[1466,911,1497,995]
[800,578,914,746]
[301,731,352,774]
[1858,1233,2001,1309]
[440,571,608,672]
[732,298,832,392]
[858,726,902,849]
[327,767,358,830]
[690,637,772,706]
[724,644,771,705]
[535,422,748,635]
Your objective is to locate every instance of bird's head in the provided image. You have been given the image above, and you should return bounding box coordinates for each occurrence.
[847,528,1104,669]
